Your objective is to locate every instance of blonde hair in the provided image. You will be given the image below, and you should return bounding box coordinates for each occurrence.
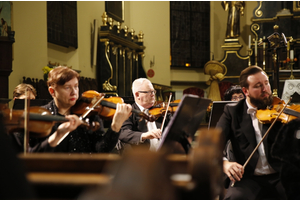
[13,83,37,98]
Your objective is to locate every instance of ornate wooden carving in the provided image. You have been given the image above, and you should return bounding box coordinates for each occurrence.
[97,12,146,97]
[0,36,14,98]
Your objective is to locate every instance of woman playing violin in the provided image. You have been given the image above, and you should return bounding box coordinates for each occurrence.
[13,66,132,153]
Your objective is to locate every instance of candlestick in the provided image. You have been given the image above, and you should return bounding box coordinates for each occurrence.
[248,49,252,67]
[263,36,265,70]
[290,61,295,80]
[290,50,294,60]
[255,41,257,56]
[255,40,257,65]
[248,35,251,49]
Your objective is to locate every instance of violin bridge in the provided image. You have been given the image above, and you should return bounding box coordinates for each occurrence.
[275,106,282,112]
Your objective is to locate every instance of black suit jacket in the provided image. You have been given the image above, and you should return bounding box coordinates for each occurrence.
[216,99,283,176]
[118,103,171,150]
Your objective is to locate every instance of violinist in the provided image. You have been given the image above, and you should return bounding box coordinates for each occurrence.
[223,85,245,160]
[13,83,37,100]
[10,83,39,152]
[117,78,172,153]
[216,66,287,200]
[13,66,132,153]
[223,85,245,101]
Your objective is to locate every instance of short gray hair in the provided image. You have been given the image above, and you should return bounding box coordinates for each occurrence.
[132,78,150,97]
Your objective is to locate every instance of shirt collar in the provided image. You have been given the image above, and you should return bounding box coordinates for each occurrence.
[136,102,146,112]
[245,98,257,114]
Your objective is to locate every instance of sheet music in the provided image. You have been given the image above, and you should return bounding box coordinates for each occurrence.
[157,94,211,151]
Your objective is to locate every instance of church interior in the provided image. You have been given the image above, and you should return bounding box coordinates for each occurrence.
[0,1,300,199]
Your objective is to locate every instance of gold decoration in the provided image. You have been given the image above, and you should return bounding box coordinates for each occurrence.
[204,61,227,101]
[117,22,121,34]
[124,26,128,37]
[130,29,135,40]
[108,18,113,30]
[138,31,144,42]
[102,40,117,92]
[102,12,108,26]
[251,23,260,41]
[255,1,263,17]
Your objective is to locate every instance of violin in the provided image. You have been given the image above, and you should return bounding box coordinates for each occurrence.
[72,90,157,122]
[256,96,300,124]
[148,99,180,118]
[1,107,100,138]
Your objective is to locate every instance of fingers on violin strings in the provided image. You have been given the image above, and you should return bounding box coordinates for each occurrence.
[115,103,121,111]
[126,104,132,111]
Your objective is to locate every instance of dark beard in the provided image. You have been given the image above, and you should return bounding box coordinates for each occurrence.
[249,93,274,110]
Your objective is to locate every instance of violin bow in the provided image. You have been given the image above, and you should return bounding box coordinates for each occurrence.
[23,87,31,154]
[80,95,105,119]
[231,97,291,187]
[160,93,172,132]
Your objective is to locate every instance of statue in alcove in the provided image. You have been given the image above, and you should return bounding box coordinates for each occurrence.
[222,1,245,38]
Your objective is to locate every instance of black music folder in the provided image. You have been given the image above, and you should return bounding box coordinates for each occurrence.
[208,101,236,129]
[13,99,51,110]
[157,94,211,154]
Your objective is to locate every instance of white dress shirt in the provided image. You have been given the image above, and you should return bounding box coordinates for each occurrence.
[245,99,276,175]
[136,103,161,152]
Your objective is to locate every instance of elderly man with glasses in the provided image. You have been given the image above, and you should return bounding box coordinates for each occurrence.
[116,78,173,154]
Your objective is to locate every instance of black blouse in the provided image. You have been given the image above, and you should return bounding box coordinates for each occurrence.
[11,100,120,153]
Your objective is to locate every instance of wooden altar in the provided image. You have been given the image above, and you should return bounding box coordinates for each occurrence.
[250,1,300,97]
[97,12,147,97]
[0,35,14,98]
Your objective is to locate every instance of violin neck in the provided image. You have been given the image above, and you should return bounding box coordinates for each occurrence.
[100,100,117,109]
[153,102,178,108]
[169,103,178,107]
[284,108,300,118]
[28,113,68,122]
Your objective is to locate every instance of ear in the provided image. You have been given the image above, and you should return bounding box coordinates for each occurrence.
[242,87,249,96]
[49,87,55,97]
[135,92,140,99]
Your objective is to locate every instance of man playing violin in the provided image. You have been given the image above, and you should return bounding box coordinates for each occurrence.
[216,65,287,200]
[12,66,132,153]
[117,78,172,153]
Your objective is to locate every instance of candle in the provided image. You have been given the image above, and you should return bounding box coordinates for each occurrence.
[248,35,251,49]
[255,41,257,56]
[290,50,294,60]
[263,36,265,49]
[287,41,290,51]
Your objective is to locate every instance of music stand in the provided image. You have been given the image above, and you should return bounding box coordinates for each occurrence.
[157,94,211,154]
[13,99,51,110]
[208,101,237,129]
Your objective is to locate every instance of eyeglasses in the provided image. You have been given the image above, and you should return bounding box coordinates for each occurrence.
[231,95,244,101]
[138,90,156,95]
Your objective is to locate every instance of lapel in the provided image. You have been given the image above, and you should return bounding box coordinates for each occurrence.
[239,101,257,146]
[238,101,259,169]
[132,103,148,132]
